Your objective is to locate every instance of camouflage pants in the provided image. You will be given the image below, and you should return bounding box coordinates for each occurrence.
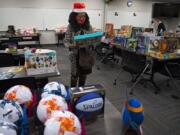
[69,51,87,87]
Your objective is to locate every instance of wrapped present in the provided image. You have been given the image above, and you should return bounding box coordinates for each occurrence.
[25,49,57,75]
[166,38,178,53]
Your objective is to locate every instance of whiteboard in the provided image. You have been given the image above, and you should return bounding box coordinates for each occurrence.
[0,8,44,30]
[0,8,103,31]
[107,11,152,29]
[43,9,71,30]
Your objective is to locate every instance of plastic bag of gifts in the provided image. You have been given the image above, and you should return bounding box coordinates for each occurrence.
[25,49,57,75]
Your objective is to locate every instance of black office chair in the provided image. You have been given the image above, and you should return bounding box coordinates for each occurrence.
[153,59,180,94]
[0,43,9,50]
[96,43,119,70]
[0,53,16,67]
[113,49,150,94]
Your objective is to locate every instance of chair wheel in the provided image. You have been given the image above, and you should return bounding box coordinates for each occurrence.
[113,80,116,85]
[154,91,158,94]
[166,83,170,87]
[97,66,100,70]
[129,91,133,95]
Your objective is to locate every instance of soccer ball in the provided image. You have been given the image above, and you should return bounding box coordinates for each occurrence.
[0,120,17,135]
[41,82,67,99]
[4,85,33,106]
[37,95,68,123]
[44,110,81,135]
[0,99,23,123]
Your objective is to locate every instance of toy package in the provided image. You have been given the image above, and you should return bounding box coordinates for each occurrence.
[73,32,103,47]
[165,38,178,53]
[25,49,57,75]
[119,25,133,38]
[137,35,147,54]
[105,23,114,38]
[146,36,161,52]
[113,36,127,48]
[126,38,138,51]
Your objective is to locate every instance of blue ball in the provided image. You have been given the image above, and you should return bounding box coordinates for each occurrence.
[75,92,104,118]
[122,98,144,129]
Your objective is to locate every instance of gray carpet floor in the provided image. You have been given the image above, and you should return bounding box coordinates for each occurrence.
[44,45,180,135]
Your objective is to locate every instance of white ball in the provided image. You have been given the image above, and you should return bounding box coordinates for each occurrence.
[4,85,33,105]
[44,111,81,135]
[37,95,68,123]
[41,82,67,99]
[0,100,23,123]
[0,120,17,135]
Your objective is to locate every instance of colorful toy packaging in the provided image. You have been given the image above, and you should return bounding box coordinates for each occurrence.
[119,25,133,38]
[113,36,127,48]
[25,49,57,75]
[126,38,138,52]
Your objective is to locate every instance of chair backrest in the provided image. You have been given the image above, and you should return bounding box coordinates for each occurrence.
[0,77,37,98]
[0,53,15,67]
[154,60,180,78]
[121,49,146,74]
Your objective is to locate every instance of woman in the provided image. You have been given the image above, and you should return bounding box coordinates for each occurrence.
[64,2,95,87]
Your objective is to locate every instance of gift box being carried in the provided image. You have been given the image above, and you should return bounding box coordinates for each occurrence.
[25,49,57,75]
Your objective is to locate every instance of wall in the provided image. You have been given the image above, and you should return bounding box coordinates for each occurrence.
[106,0,153,29]
[0,0,104,9]
[0,0,105,44]
[106,0,180,32]
[0,0,104,30]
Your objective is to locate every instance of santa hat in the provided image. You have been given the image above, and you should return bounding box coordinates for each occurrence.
[72,2,86,13]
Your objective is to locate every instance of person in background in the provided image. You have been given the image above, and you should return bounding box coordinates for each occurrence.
[6,25,16,36]
[152,18,166,36]
[64,2,95,87]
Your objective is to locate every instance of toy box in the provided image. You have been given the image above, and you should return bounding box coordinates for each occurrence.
[71,84,105,119]
[164,38,178,53]
[119,25,133,38]
[145,35,161,52]
[73,32,103,47]
[105,23,114,38]
[126,38,138,51]
[25,49,57,75]
[113,36,127,48]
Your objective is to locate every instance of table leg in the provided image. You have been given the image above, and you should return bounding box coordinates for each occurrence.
[164,65,180,99]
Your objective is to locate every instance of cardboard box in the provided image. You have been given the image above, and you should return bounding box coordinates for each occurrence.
[25,49,57,75]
